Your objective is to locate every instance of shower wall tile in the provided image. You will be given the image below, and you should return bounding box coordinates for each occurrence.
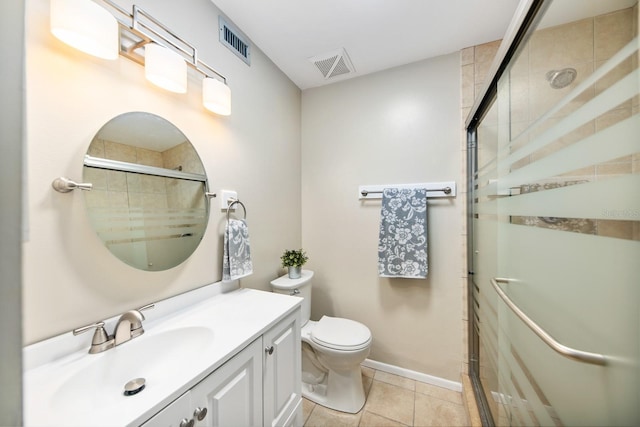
[461,64,475,108]
[595,107,632,132]
[474,41,501,84]
[83,189,108,208]
[87,138,105,157]
[597,220,634,240]
[461,47,474,66]
[529,17,594,72]
[106,170,127,192]
[126,172,142,193]
[528,62,594,122]
[104,140,136,163]
[136,147,163,168]
[83,167,107,191]
[595,8,635,61]
[107,190,129,208]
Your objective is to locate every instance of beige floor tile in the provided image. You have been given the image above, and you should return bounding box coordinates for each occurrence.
[415,381,463,405]
[362,366,376,378]
[364,381,415,426]
[414,393,469,427]
[364,375,374,397]
[305,403,362,427]
[359,411,408,427]
[303,398,316,424]
[374,371,416,391]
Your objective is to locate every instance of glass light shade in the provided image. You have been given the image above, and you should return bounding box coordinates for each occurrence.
[50,0,119,60]
[202,78,231,116]
[144,43,187,93]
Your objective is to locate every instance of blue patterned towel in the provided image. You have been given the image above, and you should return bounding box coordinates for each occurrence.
[378,188,428,279]
[222,218,253,281]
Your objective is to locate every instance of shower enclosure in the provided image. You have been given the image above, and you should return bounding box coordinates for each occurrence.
[466,0,639,425]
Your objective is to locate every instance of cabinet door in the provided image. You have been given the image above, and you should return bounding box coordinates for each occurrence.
[263,309,302,427]
[191,338,263,427]
[140,391,192,427]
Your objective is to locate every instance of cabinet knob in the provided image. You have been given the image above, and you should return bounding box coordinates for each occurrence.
[193,407,208,421]
[179,418,194,427]
[265,346,274,355]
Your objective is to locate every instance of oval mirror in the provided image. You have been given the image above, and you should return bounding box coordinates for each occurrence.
[82,112,210,271]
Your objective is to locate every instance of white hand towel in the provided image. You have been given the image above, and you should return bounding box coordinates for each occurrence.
[222,218,253,281]
[378,188,428,279]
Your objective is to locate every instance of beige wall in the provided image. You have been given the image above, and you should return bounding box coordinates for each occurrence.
[24,0,301,344]
[301,53,464,381]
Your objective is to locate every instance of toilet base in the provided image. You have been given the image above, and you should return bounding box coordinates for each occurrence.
[301,366,366,414]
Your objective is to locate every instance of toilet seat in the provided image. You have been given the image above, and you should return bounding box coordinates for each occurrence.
[310,316,371,351]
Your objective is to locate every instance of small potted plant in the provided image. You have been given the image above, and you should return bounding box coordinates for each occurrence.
[281,249,308,279]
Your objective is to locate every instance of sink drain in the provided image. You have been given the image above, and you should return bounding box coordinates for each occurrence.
[123,378,146,396]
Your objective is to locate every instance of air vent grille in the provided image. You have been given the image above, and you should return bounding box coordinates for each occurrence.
[219,16,251,66]
[314,55,339,78]
[309,48,355,80]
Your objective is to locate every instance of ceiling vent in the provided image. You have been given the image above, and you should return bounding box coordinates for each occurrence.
[219,16,251,66]
[309,48,355,79]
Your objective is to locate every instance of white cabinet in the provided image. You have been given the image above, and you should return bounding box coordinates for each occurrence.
[192,338,263,426]
[141,308,301,427]
[263,311,302,427]
[140,392,192,427]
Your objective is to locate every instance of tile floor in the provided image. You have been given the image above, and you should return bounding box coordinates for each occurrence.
[302,366,470,427]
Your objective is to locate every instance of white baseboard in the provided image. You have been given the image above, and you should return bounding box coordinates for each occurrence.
[362,359,462,392]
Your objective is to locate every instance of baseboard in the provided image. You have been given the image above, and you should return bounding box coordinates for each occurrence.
[362,358,462,392]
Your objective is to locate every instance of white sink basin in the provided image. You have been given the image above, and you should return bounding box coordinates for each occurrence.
[26,326,215,426]
[53,327,214,409]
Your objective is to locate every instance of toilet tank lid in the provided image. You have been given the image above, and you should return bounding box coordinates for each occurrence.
[270,270,314,289]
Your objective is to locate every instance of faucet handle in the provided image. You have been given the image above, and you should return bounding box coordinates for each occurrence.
[73,321,114,354]
[136,303,155,320]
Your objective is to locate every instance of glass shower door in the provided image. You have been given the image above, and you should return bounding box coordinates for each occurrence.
[470,1,639,425]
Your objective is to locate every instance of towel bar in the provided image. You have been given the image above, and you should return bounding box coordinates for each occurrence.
[361,187,451,197]
[491,277,606,366]
[358,181,456,199]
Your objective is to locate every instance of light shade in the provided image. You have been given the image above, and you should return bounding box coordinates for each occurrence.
[144,43,187,93]
[202,78,231,116]
[50,0,119,60]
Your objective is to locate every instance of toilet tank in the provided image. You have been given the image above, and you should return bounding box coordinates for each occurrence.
[270,270,313,325]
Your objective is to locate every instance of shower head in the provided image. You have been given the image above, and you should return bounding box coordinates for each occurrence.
[546,68,577,89]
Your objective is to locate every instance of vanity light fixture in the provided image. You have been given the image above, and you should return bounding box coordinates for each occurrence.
[50,0,119,60]
[203,77,231,116]
[144,43,187,93]
[50,0,231,115]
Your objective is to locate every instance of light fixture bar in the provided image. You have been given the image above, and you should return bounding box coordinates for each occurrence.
[96,0,227,83]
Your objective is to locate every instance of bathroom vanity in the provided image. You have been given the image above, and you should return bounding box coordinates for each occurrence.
[23,283,303,427]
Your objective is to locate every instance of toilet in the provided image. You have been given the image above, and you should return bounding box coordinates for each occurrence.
[270,270,372,414]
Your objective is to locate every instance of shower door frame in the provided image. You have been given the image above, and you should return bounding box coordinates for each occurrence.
[465,0,547,424]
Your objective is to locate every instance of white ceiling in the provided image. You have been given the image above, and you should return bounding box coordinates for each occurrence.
[211,0,521,90]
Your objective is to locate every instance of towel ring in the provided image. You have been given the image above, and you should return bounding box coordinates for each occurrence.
[227,200,247,221]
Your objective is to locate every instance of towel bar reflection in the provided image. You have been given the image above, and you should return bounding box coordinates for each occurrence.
[491,277,607,366]
[361,187,451,197]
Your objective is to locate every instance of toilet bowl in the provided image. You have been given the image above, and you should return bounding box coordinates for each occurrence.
[270,270,372,413]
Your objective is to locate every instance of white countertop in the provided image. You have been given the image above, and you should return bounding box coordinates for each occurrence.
[23,283,302,427]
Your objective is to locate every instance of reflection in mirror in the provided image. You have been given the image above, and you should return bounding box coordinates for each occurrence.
[83,112,209,271]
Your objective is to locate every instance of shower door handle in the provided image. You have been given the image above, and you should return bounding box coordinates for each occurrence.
[491,278,607,366]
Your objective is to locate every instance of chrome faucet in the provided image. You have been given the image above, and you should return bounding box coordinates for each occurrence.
[73,303,154,354]
[114,309,146,345]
